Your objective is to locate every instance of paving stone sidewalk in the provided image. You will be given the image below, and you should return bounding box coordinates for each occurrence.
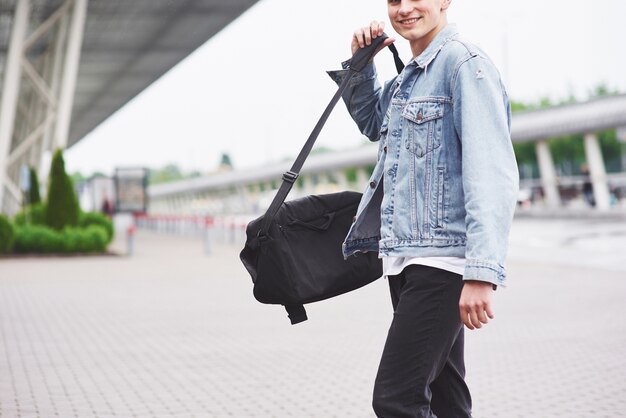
[1,218,625,418]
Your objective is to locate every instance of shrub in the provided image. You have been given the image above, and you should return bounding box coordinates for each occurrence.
[14,224,109,254]
[62,225,108,253]
[28,166,41,205]
[13,224,64,254]
[0,215,16,254]
[79,211,114,243]
[45,149,79,230]
[13,203,46,226]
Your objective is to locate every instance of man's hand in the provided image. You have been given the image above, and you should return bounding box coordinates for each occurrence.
[351,21,395,57]
[459,280,495,330]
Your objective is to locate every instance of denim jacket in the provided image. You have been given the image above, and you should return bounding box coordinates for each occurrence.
[327,24,519,287]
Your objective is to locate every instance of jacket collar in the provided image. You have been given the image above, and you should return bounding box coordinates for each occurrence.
[411,23,459,69]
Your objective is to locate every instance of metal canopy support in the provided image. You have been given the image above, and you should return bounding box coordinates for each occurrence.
[54,0,87,150]
[583,133,611,210]
[0,0,88,214]
[535,140,561,209]
[0,0,30,213]
[40,9,69,181]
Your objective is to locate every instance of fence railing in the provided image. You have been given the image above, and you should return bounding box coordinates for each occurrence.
[134,213,254,252]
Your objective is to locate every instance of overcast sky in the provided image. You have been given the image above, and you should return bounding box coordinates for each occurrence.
[65,0,626,176]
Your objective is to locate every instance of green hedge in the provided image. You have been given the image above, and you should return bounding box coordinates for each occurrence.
[0,215,15,254]
[13,224,62,253]
[61,225,108,253]
[13,224,109,254]
[14,206,114,248]
[79,211,114,243]
[6,150,114,255]
[13,203,46,226]
[9,184,114,255]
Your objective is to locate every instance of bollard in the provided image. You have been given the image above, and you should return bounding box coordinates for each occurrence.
[127,225,136,256]
[203,217,213,256]
[229,219,236,244]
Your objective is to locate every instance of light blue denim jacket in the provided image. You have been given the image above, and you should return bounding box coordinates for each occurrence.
[327,24,519,287]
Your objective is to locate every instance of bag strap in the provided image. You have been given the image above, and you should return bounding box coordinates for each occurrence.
[259,35,403,238]
[257,35,403,325]
[285,304,308,325]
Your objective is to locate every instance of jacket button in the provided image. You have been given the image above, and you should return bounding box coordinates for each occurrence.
[383,145,388,153]
[417,111,424,122]
[369,181,376,188]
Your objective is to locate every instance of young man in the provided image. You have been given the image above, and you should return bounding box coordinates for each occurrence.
[327,0,519,416]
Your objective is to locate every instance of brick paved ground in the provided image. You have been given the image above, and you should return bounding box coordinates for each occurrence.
[1,218,625,418]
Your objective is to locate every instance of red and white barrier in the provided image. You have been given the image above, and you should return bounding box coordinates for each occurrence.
[134,213,253,253]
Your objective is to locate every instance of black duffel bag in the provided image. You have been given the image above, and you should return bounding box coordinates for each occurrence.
[240,191,382,324]
[239,34,404,324]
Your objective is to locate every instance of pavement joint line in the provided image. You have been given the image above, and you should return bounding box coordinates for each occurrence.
[1,219,625,417]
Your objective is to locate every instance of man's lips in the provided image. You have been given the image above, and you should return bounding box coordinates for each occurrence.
[398,17,422,25]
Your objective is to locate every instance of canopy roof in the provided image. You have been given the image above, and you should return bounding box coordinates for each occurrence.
[0,0,260,147]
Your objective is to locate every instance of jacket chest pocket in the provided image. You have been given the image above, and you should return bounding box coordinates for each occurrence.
[402,101,444,158]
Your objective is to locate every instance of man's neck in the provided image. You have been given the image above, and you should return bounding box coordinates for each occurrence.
[410,19,448,58]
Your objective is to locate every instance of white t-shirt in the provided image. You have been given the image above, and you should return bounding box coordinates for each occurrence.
[382,256,466,278]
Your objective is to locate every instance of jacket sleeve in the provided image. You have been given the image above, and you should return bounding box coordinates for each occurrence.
[452,54,519,287]
[327,61,396,142]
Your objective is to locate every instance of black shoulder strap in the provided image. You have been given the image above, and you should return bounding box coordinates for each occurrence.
[285,304,308,325]
[255,35,404,325]
[260,35,404,239]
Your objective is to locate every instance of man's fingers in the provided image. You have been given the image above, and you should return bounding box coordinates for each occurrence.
[469,308,483,329]
[369,20,385,38]
[459,281,496,330]
[362,25,372,46]
[460,302,492,329]
[485,303,495,320]
[460,308,474,330]
[352,21,390,55]
[353,29,365,49]
[477,305,490,325]
[382,38,396,47]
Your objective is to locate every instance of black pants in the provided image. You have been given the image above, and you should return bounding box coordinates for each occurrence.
[372,264,473,418]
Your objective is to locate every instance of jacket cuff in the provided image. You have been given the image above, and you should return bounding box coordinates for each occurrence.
[326,61,376,86]
[463,259,507,288]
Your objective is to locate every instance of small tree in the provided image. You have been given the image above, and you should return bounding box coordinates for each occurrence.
[0,215,15,254]
[219,153,233,170]
[45,149,79,230]
[28,166,41,205]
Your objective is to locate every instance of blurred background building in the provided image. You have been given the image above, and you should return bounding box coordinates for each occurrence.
[2,0,626,220]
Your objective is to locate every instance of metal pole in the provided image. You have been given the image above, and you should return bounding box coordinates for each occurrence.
[53,0,88,150]
[0,0,30,213]
[40,8,68,181]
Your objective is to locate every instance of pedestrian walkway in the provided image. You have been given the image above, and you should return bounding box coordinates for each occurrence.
[1,218,625,418]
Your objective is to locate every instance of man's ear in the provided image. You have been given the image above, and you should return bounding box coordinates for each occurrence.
[441,0,452,12]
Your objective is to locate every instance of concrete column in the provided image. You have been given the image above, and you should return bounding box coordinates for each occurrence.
[535,140,560,208]
[356,167,370,189]
[316,172,331,193]
[0,0,30,212]
[54,0,88,149]
[583,133,611,210]
[302,174,315,195]
[335,169,350,190]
